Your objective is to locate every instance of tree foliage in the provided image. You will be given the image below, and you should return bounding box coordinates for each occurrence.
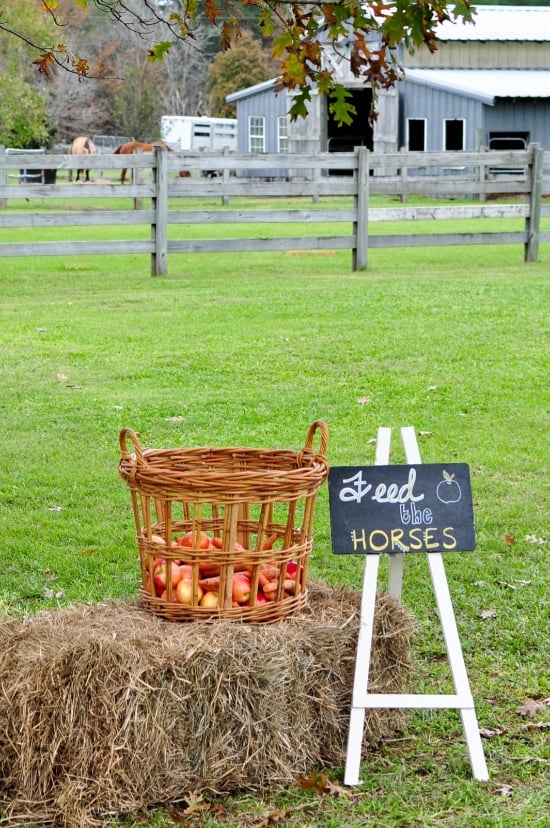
[205,30,276,118]
[1,1,474,122]
[0,0,57,146]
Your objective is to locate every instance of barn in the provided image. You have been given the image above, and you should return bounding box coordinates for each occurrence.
[399,5,550,152]
[227,5,550,166]
[225,35,398,176]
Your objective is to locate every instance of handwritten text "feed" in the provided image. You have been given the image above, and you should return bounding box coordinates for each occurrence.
[339,468,424,505]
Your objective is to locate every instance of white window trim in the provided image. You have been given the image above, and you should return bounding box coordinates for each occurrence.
[248,115,266,154]
[442,118,466,152]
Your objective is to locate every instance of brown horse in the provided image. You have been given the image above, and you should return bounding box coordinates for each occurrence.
[70,136,97,182]
[113,140,173,184]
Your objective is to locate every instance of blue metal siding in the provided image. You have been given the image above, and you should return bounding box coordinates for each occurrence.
[400,81,484,150]
[485,100,550,149]
[233,87,289,177]
[401,79,550,151]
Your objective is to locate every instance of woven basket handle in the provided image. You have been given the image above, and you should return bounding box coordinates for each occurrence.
[119,427,146,464]
[303,420,329,459]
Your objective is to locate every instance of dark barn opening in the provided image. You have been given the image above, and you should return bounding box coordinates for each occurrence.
[326,88,374,153]
[488,132,529,150]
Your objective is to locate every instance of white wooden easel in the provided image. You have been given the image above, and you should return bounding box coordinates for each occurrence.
[344,426,489,785]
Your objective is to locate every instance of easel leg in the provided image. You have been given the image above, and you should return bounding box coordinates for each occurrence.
[344,554,380,785]
[427,553,489,781]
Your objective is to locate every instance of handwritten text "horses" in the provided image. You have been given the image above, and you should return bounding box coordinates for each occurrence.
[339,468,424,506]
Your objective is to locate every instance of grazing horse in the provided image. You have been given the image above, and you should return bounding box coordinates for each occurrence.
[113,140,173,184]
[70,136,97,182]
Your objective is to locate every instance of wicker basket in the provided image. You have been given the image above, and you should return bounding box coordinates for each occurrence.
[118,421,329,622]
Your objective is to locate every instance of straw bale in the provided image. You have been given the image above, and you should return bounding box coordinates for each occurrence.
[0,582,415,827]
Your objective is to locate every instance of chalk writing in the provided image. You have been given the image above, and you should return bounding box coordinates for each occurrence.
[329,463,475,554]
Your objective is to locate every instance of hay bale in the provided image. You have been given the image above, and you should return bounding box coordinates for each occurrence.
[0,582,415,827]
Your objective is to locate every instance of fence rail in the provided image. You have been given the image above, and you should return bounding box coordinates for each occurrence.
[0,145,548,274]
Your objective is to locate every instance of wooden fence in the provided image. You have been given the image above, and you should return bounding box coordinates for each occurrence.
[0,144,548,275]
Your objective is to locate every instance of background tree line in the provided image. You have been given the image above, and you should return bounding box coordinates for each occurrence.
[1,0,541,150]
[0,0,279,148]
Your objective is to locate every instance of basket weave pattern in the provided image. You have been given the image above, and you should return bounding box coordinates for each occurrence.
[118,421,329,622]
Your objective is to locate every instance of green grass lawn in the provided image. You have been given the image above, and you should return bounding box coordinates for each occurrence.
[0,214,548,826]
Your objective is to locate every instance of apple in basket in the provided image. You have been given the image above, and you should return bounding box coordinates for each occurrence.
[176,578,203,605]
[200,591,219,609]
[232,573,252,604]
[177,531,211,550]
[153,560,184,592]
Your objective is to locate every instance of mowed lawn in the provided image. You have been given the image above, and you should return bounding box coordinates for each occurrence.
[0,222,548,827]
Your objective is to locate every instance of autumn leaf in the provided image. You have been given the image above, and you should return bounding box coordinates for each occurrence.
[480,609,497,620]
[504,533,515,546]
[166,792,209,821]
[296,770,346,798]
[329,84,357,126]
[521,722,550,732]
[356,396,371,404]
[517,699,550,718]
[525,534,547,545]
[32,51,56,76]
[148,41,174,62]
[479,726,507,739]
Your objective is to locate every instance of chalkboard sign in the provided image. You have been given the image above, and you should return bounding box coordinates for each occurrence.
[328,463,476,554]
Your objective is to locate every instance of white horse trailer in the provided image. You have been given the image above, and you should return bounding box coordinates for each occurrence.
[160,116,237,152]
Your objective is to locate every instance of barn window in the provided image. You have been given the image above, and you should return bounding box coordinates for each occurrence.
[249,117,266,153]
[444,119,465,151]
[277,116,289,153]
[407,119,426,151]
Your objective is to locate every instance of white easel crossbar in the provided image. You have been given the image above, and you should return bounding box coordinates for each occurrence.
[344,426,489,785]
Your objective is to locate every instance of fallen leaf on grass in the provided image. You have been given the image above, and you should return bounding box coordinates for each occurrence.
[521,722,550,732]
[504,533,515,546]
[56,373,69,382]
[296,770,347,798]
[496,783,513,797]
[517,698,550,718]
[496,580,532,590]
[43,588,64,600]
[356,396,371,405]
[525,534,547,545]
[480,609,497,620]
[256,803,314,826]
[165,793,209,821]
[166,415,186,422]
[47,505,63,512]
[479,726,507,739]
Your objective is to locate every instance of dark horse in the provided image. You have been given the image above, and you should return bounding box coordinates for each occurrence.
[113,140,174,184]
[70,136,97,182]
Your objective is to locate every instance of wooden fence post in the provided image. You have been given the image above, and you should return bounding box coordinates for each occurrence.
[151,146,168,276]
[353,146,369,271]
[525,143,543,263]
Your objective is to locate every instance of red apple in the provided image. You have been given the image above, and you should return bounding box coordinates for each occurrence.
[232,573,251,604]
[200,591,219,608]
[177,530,211,550]
[176,579,203,605]
[154,561,183,592]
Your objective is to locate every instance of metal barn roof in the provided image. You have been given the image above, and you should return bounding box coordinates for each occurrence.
[226,79,280,104]
[434,5,550,42]
[403,69,550,104]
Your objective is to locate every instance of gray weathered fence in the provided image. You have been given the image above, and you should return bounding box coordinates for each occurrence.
[0,145,548,275]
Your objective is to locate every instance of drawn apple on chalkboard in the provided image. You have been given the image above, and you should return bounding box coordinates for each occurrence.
[436,470,462,504]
